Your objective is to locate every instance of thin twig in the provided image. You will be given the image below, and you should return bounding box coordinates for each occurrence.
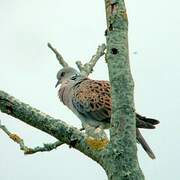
[76,61,83,71]
[76,44,106,76]
[0,120,63,155]
[47,42,69,67]
[24,141,64,155]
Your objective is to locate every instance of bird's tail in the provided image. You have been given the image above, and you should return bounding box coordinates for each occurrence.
[136,129,156,159]
[136,113,159,129]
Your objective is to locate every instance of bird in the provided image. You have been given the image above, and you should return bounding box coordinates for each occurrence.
[55,67,159,159]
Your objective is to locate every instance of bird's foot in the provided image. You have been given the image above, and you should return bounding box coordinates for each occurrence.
[85,126,109,150]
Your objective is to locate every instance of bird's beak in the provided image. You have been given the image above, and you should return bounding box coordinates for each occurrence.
[55,80,60,88]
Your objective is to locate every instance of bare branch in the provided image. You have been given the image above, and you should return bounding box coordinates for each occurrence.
[0,120,64,154]
[76,61,83,72]
[47,42,69,67]
[0,90,103,162]
[76,44,106,76]
[0,120,12,136]
[24,141,64,155]
[48,42,105,76]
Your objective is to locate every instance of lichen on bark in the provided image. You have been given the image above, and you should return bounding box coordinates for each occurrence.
[103,0,145,179]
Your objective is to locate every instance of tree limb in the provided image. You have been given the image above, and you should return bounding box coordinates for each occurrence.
[48,42,69,67]
[0,90,102,163]
[48,42,106,77]
[0,120,64,154]
[76,44,106,76]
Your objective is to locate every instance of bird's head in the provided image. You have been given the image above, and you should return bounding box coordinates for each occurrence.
[55,67,81,87]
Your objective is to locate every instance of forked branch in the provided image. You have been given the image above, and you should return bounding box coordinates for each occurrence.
[48,42,106,77]
[0,120,64,154]
[76,44,106,76]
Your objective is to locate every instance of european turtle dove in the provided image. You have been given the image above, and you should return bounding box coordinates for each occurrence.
[55,67,159,159]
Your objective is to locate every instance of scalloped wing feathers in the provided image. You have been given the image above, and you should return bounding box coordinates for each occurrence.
[72,79,111,122]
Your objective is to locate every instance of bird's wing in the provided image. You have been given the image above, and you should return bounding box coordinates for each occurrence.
[72,79,111,122]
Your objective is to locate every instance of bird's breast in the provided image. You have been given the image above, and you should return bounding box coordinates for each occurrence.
[58,81,72,106]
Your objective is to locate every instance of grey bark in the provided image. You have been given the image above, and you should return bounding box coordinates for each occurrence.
[101,0,145,179]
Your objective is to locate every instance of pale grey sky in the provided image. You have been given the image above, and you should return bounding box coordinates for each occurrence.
[0,1,179,179]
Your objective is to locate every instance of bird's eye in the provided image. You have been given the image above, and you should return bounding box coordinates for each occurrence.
[71,74,77,80]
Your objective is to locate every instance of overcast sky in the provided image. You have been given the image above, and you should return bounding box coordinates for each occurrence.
[0,1,179,179]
